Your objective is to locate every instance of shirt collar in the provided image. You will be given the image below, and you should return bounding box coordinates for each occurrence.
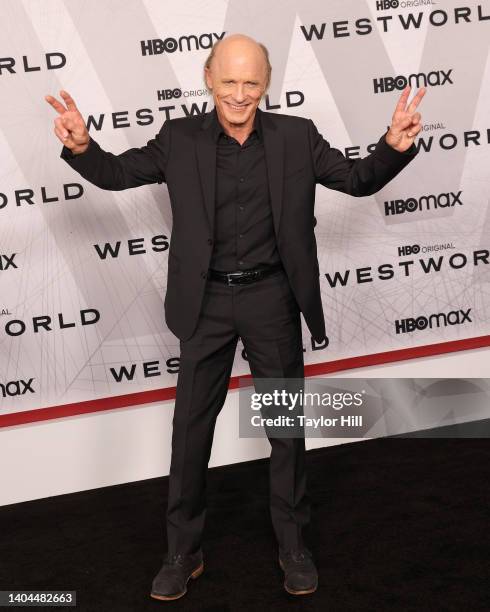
[211,107,262,143]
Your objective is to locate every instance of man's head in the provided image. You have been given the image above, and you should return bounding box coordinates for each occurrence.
[204,33,271,132]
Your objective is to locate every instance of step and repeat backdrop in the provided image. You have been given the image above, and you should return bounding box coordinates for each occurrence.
[1,0,489,424]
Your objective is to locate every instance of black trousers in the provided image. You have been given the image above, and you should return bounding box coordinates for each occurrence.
[165,267,310,554]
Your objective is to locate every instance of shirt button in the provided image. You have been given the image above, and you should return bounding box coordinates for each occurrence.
[207,238,213,245]
[238,260,244,266]
[239,205,244,211]
[239,177,244,183]
[239,234,243,238]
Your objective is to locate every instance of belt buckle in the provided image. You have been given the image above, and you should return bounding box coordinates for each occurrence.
[225,268,263,285]
[226,272,241,286]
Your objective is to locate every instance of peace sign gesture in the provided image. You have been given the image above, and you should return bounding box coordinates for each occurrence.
[45,90,90,155]
[385,85,426,153]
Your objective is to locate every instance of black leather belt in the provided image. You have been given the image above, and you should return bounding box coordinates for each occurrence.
[208,262,284,285]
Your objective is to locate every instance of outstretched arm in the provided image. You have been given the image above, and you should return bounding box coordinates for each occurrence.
[45,90,170,190]
[309,85,426,197]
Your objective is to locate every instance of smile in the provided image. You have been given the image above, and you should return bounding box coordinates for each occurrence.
[227,103,248,111]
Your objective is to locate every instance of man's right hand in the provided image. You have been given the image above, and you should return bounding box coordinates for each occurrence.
[45,90,90,155]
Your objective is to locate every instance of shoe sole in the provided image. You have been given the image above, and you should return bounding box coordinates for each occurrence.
[150,561,204,601]
[279,558,317,596]
[284,584,317,595]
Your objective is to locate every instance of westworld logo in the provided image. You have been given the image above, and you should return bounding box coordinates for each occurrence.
[0,52,66,75]
[3,309,100,337]
[300,5,489,39]
[324,250,490,287]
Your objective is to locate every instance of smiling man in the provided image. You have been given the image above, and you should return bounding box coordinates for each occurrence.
[203,34,271,144]
[46,32,424,601]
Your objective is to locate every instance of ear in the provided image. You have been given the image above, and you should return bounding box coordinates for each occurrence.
[204,67,213,91]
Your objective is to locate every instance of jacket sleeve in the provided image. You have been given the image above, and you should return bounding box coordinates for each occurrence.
[59,119,171,190]
[307,118,418,197]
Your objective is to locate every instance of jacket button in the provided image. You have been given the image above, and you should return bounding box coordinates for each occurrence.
[207,238,213,245]
[201,271,207,279]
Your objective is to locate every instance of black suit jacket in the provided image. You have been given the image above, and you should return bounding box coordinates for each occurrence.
[61,107,418,342]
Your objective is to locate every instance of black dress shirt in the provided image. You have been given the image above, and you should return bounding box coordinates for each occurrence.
[209,109,281,272]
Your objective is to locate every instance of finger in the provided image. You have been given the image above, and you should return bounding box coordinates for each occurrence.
[394,114,413,130]
[45,94,67,115]
[411,112,422,124]
[61,115,77,131]
[407,123,422,138]
[59,90,79,112]
[394,85,411,114]
[407,87,426,114]
[54,116,69,139]
[54,125,72,145]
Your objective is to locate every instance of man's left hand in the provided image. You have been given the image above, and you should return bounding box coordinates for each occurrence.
[385,85,426,152]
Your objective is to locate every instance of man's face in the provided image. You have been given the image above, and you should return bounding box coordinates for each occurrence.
[205,41,268,130]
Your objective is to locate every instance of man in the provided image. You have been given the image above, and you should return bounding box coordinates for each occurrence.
[45,33,424,600]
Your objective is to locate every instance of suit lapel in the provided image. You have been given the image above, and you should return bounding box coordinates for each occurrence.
[260,109,285,239]
[194,107,285,239]
[195,110,217,236]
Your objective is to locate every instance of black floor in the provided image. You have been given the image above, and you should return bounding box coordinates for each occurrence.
[1,427,490,611]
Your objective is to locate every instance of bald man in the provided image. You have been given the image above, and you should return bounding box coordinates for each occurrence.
[46,33,424,601]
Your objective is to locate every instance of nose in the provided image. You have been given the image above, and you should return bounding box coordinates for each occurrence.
[233,83,246,103]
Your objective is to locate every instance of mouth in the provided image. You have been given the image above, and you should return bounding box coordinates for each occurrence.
[225,102,249,112]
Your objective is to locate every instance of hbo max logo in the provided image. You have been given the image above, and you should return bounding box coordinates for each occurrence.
[385,191,463,216]
[373,70,453,93]
[395,308,472,334]
[141,32,225,56]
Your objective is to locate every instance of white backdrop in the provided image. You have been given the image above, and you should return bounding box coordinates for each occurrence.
[1,0,489,428]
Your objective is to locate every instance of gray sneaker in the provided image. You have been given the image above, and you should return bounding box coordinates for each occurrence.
[150,550,204,601]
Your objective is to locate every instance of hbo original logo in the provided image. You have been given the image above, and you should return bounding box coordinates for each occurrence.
[376,0,399,9]
[398,244,420,256]
[159,88,182,100]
